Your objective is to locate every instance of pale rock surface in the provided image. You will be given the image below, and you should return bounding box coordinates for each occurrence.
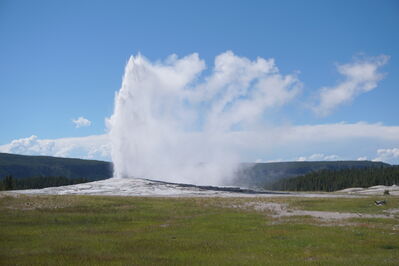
[338,184,399,196]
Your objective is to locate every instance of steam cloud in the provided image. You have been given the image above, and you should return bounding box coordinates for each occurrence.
[107,51,300,185]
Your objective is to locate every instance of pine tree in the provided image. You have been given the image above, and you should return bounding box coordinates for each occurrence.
[4,175,14,190]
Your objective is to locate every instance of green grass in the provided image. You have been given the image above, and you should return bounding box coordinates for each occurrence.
[0,195,398,265]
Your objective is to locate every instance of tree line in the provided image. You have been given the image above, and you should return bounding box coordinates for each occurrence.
[268,166,399,192]
[0,175,92,191]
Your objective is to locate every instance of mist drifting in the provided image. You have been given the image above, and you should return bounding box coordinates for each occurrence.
[107,51,300,185]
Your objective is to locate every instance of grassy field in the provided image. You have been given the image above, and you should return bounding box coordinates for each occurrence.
[0,194,398,265]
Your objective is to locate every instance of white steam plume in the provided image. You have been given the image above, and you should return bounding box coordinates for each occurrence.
[107,51,300,185]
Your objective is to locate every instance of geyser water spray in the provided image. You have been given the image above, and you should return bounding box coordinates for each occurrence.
[107,52,299,185]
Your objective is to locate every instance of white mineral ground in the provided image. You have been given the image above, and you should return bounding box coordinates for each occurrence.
[231,202,397,221]
[3,178,398,222]
[5,177,399,197]
[337,185,399,196]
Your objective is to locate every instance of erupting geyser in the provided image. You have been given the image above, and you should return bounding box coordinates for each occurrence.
[107,52,299,185]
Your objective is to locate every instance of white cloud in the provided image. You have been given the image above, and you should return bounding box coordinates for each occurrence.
[210,122,399,164]
[72,117,92,128]
[373,148,399,164]
[0,134,110,161]
[1,122,399,165]
[313,55,389,116]
[296,153,340,161]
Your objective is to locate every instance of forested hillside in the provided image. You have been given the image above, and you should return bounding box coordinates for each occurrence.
[269,166,399,192]
[0,175,91,191]
[1,152,394,191]
[231,161,390,188]
[0,153,112,180]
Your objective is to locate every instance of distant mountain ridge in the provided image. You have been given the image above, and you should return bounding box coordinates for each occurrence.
[269,165,399,192]
[231,160,390,188]
[0,153,391,188]
[0,153,113,180]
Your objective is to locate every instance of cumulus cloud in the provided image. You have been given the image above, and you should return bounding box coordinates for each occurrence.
[208,122,399,165]
[0,134,110,160]
[296,153,340,161]
[313,55,389,116]
[1,122,399,165]
[373,148,399,164]
[72,117,92,128]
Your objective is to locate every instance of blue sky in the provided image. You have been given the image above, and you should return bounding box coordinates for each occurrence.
[0,0,398,163]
